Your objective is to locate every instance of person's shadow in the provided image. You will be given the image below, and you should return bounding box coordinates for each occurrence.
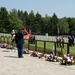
[2,50,18,58]
[4,56,18,58]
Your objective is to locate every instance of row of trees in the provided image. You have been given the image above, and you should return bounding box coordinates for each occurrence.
[0,7,75,36]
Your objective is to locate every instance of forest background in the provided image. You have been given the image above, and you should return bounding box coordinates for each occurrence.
[0,7,75,36]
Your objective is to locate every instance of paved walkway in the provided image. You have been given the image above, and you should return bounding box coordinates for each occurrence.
[0,48,75,75]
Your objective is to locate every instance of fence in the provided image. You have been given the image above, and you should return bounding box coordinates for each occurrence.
[0,33,70,55]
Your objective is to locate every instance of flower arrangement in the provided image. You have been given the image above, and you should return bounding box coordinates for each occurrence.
[23,49,30,54]
[31,51,45,58]
[38,53,44,59]
[31,51,38,57]
[6,44,13,49]
[60,54,75,65]
[45,53,59,62]
[1,43,8,48]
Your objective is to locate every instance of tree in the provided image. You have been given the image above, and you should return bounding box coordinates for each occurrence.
[23,11,30,29]
[68,18,75,36]
[0,7,9,32]
[41,15,51,35]
[18,10,26,27]
[28,10,35,32]
[58,17,69,35]
[8,9,23,31]
[48,13,58,35]
[33,12,42,34]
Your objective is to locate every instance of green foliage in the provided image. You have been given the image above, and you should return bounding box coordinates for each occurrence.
[68,18,75,36]
[58,18,69,35]
[28,10,35,33]
[0,7,9,32]
[0,7,75,36]
[8,9,23,31]
[33,12,42,34]
[48,13,59,35]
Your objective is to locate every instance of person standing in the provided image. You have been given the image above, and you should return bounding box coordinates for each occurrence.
[15,28,24,58]
[71,36,74,46]
[68,36,72,46]
[11,29,16,46]
[61,37,64,48]
[52,45,55,56]
[56,36,59,47]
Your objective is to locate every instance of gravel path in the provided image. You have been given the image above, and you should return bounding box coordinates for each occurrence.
[0,48,75,75]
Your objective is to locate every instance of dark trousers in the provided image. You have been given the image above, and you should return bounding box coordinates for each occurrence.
[17,43,24,58]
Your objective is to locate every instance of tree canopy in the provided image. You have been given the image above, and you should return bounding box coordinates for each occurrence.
[0,7,75,36]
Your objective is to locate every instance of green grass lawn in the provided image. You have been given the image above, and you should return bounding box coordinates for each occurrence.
[1,37,75,57]
[24,39,75,57]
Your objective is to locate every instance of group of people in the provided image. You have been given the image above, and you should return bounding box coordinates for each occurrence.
[56,35,75,48]
[56,36,64,48]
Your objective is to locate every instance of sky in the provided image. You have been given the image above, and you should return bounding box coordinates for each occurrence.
[0,0,75,18]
